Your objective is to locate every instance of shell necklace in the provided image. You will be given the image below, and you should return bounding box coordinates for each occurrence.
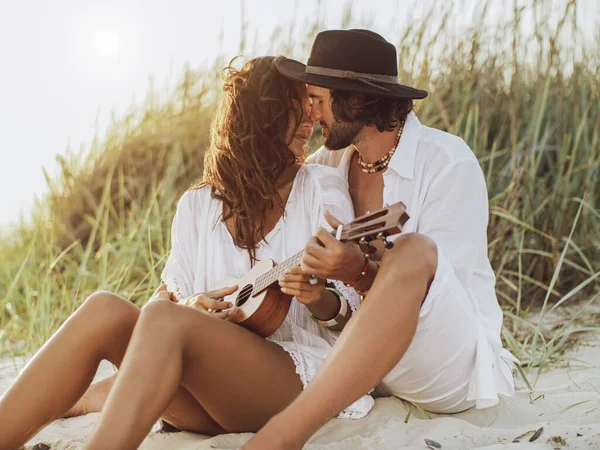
[357,120,405,174]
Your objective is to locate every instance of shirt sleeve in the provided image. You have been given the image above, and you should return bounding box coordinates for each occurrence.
[417,158,490,289]
[160,191,198,301]
[306,145,347,167]
[306,146,327,164]
[308,168,361,312]
[309,168,354,231]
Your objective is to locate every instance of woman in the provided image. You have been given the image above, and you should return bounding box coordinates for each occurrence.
[0,56,371,450]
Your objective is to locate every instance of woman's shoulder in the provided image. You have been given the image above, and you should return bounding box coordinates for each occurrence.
[295,164,353,223]
[297,163,348,191]
[175,185,217,217]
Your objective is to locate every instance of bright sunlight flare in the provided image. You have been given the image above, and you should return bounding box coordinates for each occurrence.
[94,30,120,57]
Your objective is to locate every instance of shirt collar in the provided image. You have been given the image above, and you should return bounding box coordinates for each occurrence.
[339,145,354,182]
[387,111,421,180]
[336,111,422,181]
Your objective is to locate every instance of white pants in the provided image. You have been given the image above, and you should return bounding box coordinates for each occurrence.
[375,246,479,414]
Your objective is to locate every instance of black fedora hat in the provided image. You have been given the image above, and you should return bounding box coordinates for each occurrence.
[276,29,427,100]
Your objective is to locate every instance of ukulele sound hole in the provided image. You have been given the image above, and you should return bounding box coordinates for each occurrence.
[235,284,253,307]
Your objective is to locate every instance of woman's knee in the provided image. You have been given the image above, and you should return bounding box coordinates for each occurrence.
[79,290,140,329]
[139,301,219,344]
[140,297,177,316]
[138,299,182,333]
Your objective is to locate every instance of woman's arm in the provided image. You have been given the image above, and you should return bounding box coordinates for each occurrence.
[161,191,200,302]
[149,284,177,303]
[149,282,240,322]
[278,267,352,332]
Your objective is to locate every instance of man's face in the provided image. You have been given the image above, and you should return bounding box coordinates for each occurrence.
[307,85,363,150]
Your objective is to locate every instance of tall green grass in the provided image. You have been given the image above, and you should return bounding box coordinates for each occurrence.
[0,0,598,384]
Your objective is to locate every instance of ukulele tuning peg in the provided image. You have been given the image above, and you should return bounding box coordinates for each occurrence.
[376,232,387,241]
[384,240,394,250]
[360,236,377,254]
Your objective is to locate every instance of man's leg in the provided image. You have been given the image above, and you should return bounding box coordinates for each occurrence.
[375,244,479,413]
[243,232,438,450]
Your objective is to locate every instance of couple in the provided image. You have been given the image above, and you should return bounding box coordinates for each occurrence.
[0,30,517,450]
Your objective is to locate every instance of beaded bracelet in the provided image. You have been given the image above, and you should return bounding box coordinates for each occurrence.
[345,253,370,288]
[352,259,382,302]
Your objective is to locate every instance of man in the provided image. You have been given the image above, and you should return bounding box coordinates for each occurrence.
[243,29,517,450]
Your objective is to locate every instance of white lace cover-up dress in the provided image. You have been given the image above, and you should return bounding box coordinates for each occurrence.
[160,164,374,418]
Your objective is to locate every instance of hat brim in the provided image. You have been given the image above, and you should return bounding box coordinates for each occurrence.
[275,58,428,100]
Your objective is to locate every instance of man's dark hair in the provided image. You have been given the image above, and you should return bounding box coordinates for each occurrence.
[330,90,413,132]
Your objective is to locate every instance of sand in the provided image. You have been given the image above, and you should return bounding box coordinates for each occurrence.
[1,334,599,450]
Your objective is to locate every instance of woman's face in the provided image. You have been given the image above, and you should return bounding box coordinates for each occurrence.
[286,82,313,159]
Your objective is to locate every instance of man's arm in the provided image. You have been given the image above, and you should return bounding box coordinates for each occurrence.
[417,157,490,289]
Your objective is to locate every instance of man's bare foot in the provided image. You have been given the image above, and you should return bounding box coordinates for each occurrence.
[62,373,116,418]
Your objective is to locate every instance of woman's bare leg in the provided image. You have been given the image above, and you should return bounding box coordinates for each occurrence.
[0,291,139,449]
[0,292,226,449]
[243,233,438,450]
[83,299,303,450]
[62,370,225,435]
[63,373,116,418]
[66,370,227,434]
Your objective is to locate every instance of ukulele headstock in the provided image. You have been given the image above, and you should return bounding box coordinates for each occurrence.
[339,202,409,248]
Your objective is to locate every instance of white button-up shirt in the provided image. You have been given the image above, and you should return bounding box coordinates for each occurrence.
[307,111,516,407]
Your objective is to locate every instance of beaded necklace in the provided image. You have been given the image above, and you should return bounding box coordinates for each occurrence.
[357,119,405,174]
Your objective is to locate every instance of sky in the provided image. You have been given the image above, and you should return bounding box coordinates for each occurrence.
[0,0,597,229]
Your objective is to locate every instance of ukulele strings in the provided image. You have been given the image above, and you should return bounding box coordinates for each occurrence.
[252,227,351,296]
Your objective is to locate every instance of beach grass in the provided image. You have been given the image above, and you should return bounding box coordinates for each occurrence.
[0,0,598,385]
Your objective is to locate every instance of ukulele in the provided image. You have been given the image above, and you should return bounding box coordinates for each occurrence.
[204,202,409,337]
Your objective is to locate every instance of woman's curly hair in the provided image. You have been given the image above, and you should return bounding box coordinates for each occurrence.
[195,56,301,264]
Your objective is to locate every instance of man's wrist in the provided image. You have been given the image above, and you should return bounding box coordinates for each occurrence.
[342,250,369,285]
[353,259,378,292]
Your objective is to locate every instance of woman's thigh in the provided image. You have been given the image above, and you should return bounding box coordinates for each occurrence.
[90,295,226,434]
[152,301,303,432]
[160,384,226,435]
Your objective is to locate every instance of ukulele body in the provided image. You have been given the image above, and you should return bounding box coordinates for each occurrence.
[211,259,292,337]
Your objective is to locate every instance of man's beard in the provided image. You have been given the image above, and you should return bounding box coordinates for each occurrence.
[322,120,363,150]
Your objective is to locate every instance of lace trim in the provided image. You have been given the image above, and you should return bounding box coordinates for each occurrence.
[338,405,371,419]
[277,342,374,420]
[278,345,310,387]
[161,274,185,302]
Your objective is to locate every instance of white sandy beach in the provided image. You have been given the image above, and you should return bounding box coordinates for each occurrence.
[1,333,599,450]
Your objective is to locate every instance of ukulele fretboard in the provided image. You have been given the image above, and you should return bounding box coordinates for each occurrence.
[252,250,304,296]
